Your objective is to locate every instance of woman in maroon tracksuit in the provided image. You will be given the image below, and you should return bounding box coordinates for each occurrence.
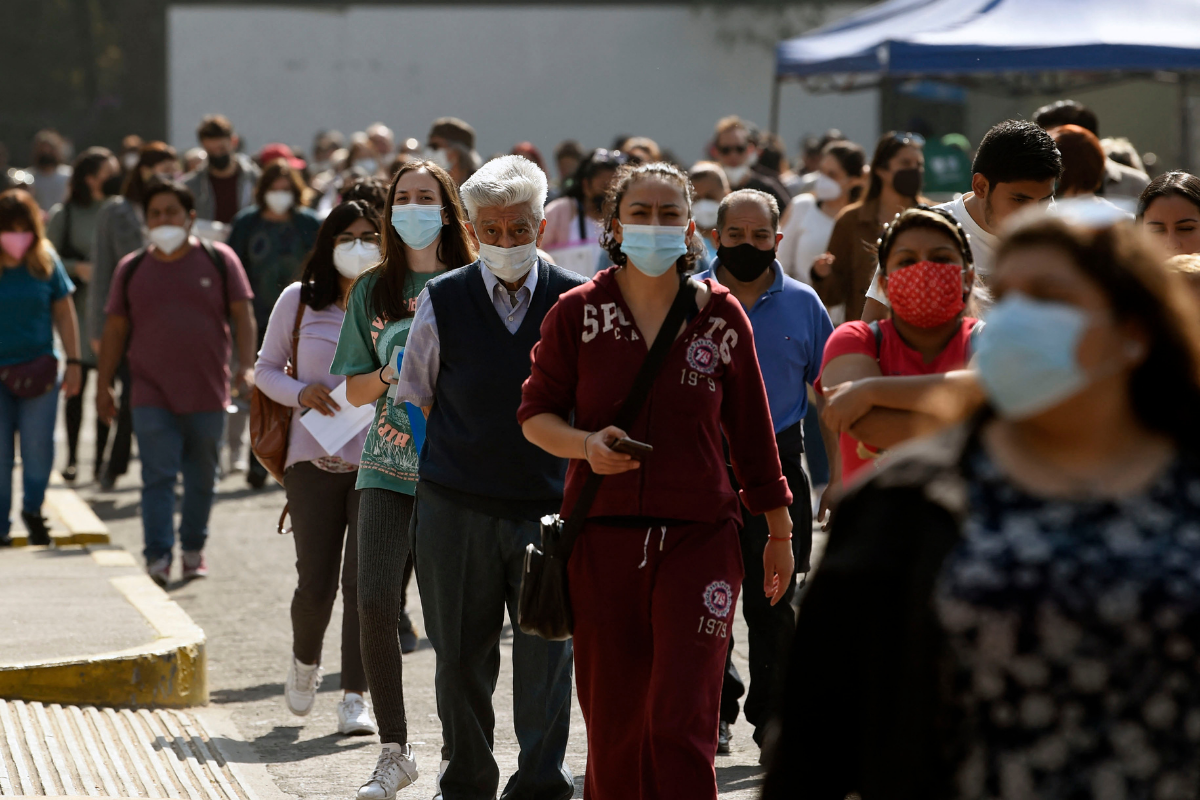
[519,161,794,800]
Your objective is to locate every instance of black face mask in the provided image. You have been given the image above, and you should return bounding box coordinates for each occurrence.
[892,167,923,198]
[208,152,231,170]
[101,174,124,197]
[718,243,775,283]
[35,154,57,169]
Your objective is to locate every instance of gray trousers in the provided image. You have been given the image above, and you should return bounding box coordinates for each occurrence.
[358,488,415,745]
[412,482,574,800]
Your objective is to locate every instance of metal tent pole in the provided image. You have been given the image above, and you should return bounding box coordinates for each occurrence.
[1181,73,1193,173]
[770,75,783,134]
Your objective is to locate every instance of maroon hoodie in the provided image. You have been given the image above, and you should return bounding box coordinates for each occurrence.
[518,267,792,525]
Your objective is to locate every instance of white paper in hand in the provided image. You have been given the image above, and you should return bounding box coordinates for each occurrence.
[387,346,403,402]
[298,382,374,456]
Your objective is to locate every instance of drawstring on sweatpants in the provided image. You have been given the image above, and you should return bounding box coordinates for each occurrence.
[637,526,668,569]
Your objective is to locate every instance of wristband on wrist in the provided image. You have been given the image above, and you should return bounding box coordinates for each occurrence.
[768,533,793,541]
[66,358,82,366]
[583,432,595,460]
[378,366,388,385]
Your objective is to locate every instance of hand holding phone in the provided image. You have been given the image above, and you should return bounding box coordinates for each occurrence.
[609,437,653,461]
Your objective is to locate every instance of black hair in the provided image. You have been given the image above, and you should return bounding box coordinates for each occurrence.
[970,120,1063,191]
[866,132,921,201]
[141,177,195,215]
[340,176,388,216]
[299,200,378,311]
[822,141,866,203]
[877,205,974,274]
[1137,171,1200,220]
[600,161,704,274]
[67,147,114,207]
[1033,99,1099,136]
[564,148,631,202]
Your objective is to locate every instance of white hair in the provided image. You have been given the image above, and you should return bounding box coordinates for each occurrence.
[460,155,548,222]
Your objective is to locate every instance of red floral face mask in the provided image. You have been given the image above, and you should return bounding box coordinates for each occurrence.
[885,260,966,328]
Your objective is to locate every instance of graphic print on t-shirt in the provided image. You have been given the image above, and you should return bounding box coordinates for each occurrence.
[361,314,419,483]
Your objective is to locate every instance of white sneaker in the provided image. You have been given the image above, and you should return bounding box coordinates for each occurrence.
[284,657,322,716]
[357,744,418,800]
[338,693,378,736]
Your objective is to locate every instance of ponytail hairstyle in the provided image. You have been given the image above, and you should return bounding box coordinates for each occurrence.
[600,161,705,274]
[360,160,474,321]
[121,142,178,204]
[68,147,115,207]
[0,189,56,278]
[866,132,922,202]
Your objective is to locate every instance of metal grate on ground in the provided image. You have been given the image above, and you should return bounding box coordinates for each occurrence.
[0,700,255,799]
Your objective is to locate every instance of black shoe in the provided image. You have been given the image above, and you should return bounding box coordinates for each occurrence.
[0,533,12,547]
[246,469,267,490]
[62,463,77,482]
[21,511,51,546]
[99,471,117,491]
[717,720,732,755]
[398,610,419,654]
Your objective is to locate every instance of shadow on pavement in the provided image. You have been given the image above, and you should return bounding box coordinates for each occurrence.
[717,763,766,792]
[211,674,347,704]
[210,730,374,763]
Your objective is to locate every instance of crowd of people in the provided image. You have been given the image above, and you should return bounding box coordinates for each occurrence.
[3,95,1200,799]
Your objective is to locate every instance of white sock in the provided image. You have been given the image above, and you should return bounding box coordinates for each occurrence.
[381,742,404,754]
[344,692,363,702]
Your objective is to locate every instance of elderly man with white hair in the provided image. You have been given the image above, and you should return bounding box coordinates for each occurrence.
[394,155,583,800]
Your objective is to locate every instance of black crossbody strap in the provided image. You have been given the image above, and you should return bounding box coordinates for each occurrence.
[554,277,698,555]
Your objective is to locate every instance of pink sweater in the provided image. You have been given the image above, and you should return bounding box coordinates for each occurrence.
[254,282,367,469]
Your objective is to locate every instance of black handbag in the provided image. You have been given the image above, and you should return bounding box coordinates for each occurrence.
[518,277,698,640]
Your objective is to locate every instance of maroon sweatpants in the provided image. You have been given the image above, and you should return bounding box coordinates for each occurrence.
[569,519,744,800]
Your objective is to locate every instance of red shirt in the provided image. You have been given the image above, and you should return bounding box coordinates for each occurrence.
[210,172,240,224]
[518,268,791,525]
[816,318,978,482]
[106,241,254,414]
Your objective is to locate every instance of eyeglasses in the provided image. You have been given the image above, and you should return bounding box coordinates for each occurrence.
[335,232,381,246]
[891,132,926,148]
[716,144,748,156]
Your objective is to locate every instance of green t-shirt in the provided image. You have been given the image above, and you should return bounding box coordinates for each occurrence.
[330,270,442,494]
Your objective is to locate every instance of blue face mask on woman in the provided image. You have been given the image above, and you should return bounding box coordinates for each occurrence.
[620,224,688,277]
[391,204,443,251]
[974,292,1094,419]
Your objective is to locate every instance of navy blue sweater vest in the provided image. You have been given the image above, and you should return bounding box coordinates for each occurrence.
[420,260,585,520]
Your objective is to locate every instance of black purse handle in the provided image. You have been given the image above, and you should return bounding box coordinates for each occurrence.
[552,276,699,556]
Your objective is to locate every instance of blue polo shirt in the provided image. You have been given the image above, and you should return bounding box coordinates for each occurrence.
[696,261,832,433]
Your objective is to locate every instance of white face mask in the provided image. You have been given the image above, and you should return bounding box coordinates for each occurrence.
[724,164,751,186]
[813,173,844,202]
[147,225,188,255]
[422,147,452,171]
[122,152,139,170]
[693,199,720,230]
[356,158,378,175]
[478,240,538,283]
[264,190,294,215]
[332,240,381,279]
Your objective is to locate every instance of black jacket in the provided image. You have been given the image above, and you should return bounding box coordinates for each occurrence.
[762,420,984,800]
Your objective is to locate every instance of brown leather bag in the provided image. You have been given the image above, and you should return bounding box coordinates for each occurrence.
[250,300,305,490]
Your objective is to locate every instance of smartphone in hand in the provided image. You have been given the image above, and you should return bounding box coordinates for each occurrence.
[609,437,653,460]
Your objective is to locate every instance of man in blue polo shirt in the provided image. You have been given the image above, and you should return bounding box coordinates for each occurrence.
[695,188,836,759]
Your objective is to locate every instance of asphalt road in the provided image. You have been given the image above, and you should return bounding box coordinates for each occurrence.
[72,426,806,799]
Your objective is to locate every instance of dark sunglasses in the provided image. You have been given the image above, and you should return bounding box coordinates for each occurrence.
[716,144,748,156]
[590,149,631,167]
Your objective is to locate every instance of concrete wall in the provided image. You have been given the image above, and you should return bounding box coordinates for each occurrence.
[167,3,878,169]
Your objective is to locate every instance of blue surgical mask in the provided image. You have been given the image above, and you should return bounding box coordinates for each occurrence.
[974,293,1092,419]
[391,204,443,250]
[620,223,688,277]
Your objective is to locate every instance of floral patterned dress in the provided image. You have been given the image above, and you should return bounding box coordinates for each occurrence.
[937,450,1200,800]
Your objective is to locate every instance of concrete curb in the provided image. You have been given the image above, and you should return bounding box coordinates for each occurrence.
[9,481,110,547]
[0,573,207,709]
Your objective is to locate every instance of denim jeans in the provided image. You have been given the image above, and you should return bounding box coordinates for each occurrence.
[131,407,224,563]
[0,382,60,535]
